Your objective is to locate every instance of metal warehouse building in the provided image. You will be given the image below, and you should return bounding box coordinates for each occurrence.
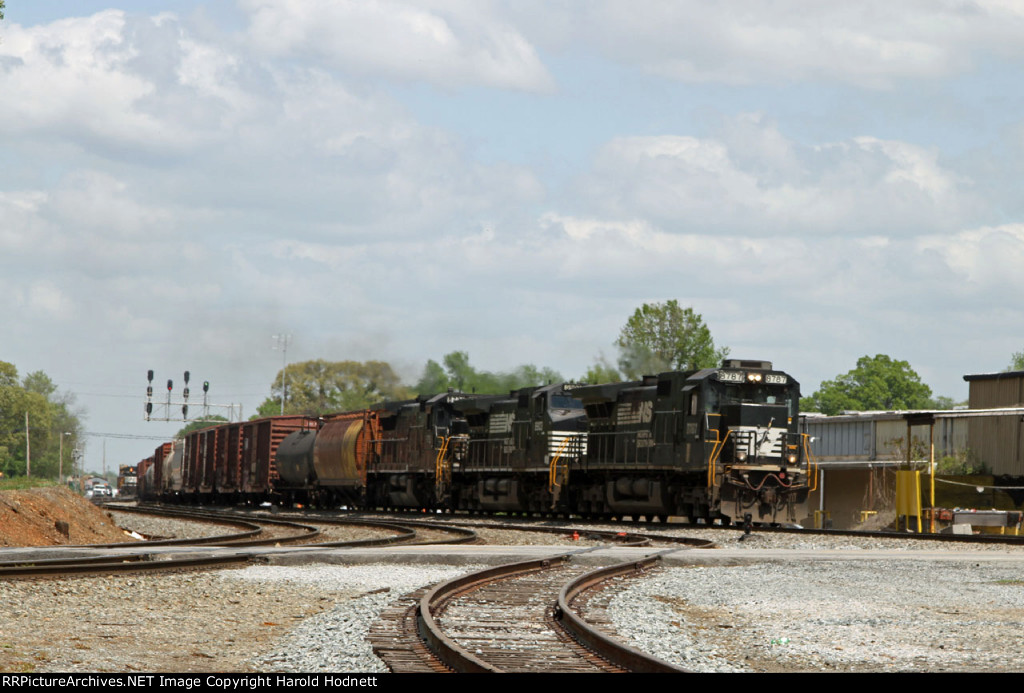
[799,369,1024,528]
[800,411,968,528]
[963,369,1024,475]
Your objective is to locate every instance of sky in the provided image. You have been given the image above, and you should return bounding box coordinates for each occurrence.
[3,1,1024,473]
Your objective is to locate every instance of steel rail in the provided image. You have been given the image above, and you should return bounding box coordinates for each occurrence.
[416,554,576,673]
[0,553,256,579]
[554,554,689,673]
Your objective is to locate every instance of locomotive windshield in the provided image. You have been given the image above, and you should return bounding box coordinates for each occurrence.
[705,382,798,418]
[549,394,583,410]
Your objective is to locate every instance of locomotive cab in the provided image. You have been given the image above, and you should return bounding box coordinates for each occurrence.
[703,360,809,523]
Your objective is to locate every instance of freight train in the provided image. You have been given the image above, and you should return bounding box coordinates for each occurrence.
[137,359,817,524]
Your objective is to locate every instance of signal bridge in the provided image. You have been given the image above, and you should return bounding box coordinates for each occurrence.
[144,369,242,423]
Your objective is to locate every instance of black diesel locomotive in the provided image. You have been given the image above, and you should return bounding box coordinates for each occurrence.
[139,359,815,525]
[573,359,812,524]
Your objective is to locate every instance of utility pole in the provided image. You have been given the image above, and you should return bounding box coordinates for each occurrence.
[272,333,292,415]
[59,432,71,483]
[25,412,30,478]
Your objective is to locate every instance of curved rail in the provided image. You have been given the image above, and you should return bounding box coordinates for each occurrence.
[554,555,689,673]
[473,521,716,549]
[0,506,434,579]
[97,505,311,547]
[417,554,575,673]
[415,551,684,673]
[0,553,256,579]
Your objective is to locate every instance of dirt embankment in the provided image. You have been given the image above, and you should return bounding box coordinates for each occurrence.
[0,487,137,546]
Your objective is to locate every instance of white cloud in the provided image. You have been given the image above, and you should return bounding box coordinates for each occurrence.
[917,224,1024,290]
[0,11,166,145]
[26,281,74,319]
[512,0,1024,87]
[240,0,555,92]
[574,120,976,236]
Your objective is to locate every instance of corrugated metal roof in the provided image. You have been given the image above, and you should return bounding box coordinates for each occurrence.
[963,370,1024,382]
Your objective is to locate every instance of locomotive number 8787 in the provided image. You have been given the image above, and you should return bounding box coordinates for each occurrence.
[572,359,816,525]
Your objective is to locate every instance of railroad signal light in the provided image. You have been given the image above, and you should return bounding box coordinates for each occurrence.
[145,402,152,415]
[203,381,209,393]
[182,404,189,418]
[167,379,173,392]
[183,387,190,400]
[184,370,190,384]
[147,370,154,383]
[146,386,153,397]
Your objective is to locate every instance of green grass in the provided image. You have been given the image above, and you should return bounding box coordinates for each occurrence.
[0,477,59,491]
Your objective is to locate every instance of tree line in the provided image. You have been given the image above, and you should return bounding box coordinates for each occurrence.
[255,300,1024,420]
[254,300,732,417]
[0,361,85,480]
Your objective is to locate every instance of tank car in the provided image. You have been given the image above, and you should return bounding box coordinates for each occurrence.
[162,441,184,501]
[573,359,812,524]
[276,409,379,507]
[239,415,319,504]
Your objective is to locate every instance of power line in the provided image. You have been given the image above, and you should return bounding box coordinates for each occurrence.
[82,431,175,441]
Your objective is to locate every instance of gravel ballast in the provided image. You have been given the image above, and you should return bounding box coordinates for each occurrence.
[6,513,1024,673]
[607,559,1024,672]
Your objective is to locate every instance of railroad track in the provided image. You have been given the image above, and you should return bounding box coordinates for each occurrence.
[370,552,687,673]
[0,504,472,579]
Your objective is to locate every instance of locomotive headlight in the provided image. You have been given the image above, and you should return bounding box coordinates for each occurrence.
[747,373,762,382]
[787,453,798,464]
[736,451,748,462]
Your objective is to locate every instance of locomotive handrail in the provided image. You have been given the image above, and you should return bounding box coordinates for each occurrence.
[707,428,732,488]
[547,435,576,496]
[435,435,450,500]
[801,433,820,492]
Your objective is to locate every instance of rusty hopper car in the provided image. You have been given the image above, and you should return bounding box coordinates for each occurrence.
[181,426,220,499]
[454,383,587,513]
[214,422,244,501]
[574,360,813,524]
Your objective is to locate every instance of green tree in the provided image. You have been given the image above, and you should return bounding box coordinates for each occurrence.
[442,351,473,391]
[582,354,621,384]
[257,359,412,416]
[1007,350,1024,372]
[802,355,933,415]
[615,300,728,379]
[415,359,450,393]
[0,361,17,387]
[0,362,85,479]
[928,395,964,410]
[176,415,229,438]
[414,352,563,396]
